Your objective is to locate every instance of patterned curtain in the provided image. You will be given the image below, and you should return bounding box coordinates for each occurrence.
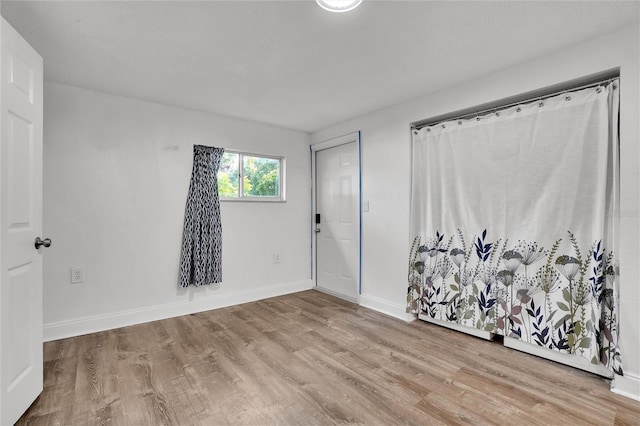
[407,80,622,374]
[179,145,224,287]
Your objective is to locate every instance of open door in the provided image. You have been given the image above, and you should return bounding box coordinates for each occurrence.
[0,17,45,425]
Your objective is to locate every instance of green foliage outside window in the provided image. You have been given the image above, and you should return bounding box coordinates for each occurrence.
[217,151,282,199]
[243,156,279,197]
[218,152,239,197]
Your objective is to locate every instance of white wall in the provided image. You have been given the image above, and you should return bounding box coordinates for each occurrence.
[43,82,312,339]
[312,25,640,399]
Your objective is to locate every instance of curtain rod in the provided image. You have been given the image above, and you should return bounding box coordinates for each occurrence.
[412,76,619,131]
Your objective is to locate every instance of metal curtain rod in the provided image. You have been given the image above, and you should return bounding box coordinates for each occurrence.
[412,76,619,131]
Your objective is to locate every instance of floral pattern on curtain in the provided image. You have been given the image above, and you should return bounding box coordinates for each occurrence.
[407,81,622,374]
[179,145,224,287]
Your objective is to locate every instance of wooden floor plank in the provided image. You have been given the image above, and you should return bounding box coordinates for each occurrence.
[17,290,640,425]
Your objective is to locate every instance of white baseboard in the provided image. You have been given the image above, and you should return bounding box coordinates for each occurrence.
[43,279,313,342]
[612,372,640,401]
[418,314,494,340]
[359,293,416,322]
[504,336,613,378]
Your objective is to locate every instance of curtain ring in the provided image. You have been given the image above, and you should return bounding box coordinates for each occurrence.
[495,111,500,117]
[596,87,602,93]
[565,95,571,101]
[538,101,544,107]
[458,121,462,125]
[516,107,521,112]
[476,116,481,121]
[426,128,431,133]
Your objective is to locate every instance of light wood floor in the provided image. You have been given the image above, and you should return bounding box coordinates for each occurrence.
[17,290,640,425]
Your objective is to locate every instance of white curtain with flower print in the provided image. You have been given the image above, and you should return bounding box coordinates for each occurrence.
[407,81,622,374]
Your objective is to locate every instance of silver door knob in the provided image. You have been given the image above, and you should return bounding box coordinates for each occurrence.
[34,237,52,249]
[315,228,321,234]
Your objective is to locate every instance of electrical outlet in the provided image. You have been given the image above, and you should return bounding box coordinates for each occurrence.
[273,253,281,264]
[71,267,85,284]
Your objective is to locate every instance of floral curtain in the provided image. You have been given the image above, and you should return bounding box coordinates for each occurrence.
[407,81,622,374]
[179,145,225,287]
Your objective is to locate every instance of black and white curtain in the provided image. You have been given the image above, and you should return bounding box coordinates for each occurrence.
[179,145,224,287]
[407,80,622,374]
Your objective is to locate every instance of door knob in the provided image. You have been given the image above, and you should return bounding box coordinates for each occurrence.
[34,237,52,249]
[315,228,321,234]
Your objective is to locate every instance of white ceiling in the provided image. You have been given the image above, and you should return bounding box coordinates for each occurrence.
[2,1,638,133]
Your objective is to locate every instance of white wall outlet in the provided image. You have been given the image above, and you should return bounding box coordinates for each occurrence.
[273,253,281,264]
[71,267,85,284]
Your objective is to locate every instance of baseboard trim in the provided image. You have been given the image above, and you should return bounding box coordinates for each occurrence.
[43,279,313,342]
[612,372,640,401]
[418,314,494,340]
[359,293,416,322]
[504,336,613,378]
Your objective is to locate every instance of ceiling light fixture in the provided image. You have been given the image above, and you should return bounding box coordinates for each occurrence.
[316,0,363,13]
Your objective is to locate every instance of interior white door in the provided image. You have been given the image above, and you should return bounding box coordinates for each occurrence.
[315,141,359,300]
[0,17,44,425]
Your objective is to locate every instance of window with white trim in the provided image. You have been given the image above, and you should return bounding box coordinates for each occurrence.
[217,151,285,201]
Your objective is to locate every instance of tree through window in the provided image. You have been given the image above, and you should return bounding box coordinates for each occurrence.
[217,151,284,201]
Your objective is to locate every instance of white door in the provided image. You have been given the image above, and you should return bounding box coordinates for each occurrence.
[0,17,45,425]
[314,136,360,300]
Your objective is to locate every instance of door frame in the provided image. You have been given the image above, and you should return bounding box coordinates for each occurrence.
[311,131,361,301]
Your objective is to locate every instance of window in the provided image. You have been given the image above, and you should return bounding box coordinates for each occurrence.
[217,151,285,201]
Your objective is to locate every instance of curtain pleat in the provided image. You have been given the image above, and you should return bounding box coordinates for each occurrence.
[407,81,622,374]
[179,145,224,287]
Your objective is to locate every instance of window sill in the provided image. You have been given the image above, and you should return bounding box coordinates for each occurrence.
[220,198,286,203]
